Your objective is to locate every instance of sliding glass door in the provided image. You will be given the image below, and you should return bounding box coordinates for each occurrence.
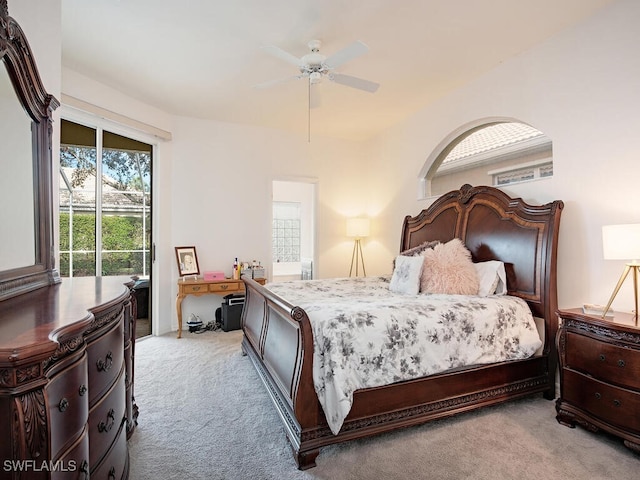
[59,119,153,336]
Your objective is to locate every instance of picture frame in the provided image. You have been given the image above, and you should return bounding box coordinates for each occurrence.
[175,246,200,276]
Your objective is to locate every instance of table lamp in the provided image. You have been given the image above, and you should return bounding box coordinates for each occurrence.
[601,223,640,323]
[347,218,370,277]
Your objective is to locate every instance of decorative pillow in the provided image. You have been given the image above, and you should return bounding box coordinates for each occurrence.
[393,240,440,270]
[402,240,441,257]
[474,261,508,296]
[389,255,424,295]
[420,238,479,295]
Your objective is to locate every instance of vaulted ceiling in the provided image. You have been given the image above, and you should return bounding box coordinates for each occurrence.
[61,0,615,141]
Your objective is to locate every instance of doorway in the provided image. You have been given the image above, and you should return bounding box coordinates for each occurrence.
[59,119,153,338]
[272,180,316,281]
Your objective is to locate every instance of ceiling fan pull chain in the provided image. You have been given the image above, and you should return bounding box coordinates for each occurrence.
[308,80,311,143]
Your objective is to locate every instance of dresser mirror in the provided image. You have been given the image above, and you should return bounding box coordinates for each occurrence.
[0,0,60,300]
[0,62,35,270]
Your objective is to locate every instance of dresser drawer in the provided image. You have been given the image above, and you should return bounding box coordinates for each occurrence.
[87,319,124,405]
[47,354,89,459]
[563,369,640,434]
[89,366,126,467]
[51,426,89,480]
[565,332,640,390]
[209,282,241,293]
[90,420,128,480]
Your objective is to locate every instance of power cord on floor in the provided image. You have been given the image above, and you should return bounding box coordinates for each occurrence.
[187,314,222,334]
[194,321,222,334]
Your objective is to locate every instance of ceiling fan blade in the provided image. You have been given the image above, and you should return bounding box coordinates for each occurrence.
[324,40,369,69]
[260,45,302,67]
[254,75,301,89]
[329,73,379,93]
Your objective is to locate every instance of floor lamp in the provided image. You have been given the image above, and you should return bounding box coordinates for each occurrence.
[347,218,370,277]
[601,223,640,324]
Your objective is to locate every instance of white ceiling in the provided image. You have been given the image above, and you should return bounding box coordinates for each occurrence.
[61,0,615,141]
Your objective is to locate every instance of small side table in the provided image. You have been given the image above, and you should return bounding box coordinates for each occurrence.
[176,276,266,338]
[556,308,640,453]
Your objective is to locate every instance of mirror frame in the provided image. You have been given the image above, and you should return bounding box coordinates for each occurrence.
[0,0,60,300]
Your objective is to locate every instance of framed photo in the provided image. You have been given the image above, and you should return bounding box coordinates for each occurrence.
[175,246,200,276]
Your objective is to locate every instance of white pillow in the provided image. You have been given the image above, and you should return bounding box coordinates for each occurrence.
[389,255,424,295]
[474,261,507,296]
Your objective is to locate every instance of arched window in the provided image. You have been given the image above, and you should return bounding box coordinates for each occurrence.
[421,120,552,198]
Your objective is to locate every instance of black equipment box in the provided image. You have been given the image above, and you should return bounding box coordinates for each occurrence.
[221,294,245,331]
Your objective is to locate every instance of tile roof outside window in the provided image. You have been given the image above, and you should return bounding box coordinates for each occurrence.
[443,123,544,164]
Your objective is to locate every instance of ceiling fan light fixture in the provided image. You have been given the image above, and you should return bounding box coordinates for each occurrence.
[302,52,325,66]
[309,72,322,84]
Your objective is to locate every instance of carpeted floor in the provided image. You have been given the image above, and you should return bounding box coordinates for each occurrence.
[127,330,638,480]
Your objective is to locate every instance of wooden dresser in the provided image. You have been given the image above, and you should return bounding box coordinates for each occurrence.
[0,277,138,480]
[556,309,640,453]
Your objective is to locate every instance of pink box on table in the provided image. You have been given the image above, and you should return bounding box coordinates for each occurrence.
[204,271,225,281]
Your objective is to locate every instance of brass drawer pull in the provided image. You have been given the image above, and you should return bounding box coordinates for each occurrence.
[58,398,69,412]
[192,286,201,291]
[79,384,87,396]
[220,284,229,290]
[618,359,625,367]
[79,460,89,480]
[97,351,114,372]
[613,399,621,407]
[98,408,116,433]
[595,392,602,400]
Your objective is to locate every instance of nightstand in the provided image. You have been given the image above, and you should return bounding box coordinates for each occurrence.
[556,309,640,453]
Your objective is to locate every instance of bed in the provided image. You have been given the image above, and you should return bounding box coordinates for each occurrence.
[241,184,563,469]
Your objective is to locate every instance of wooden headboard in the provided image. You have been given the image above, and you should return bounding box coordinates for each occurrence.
[401,184,564,323]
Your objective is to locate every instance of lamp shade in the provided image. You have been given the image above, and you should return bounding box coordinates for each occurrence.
[346,218,370,238]
[602,223,640,260]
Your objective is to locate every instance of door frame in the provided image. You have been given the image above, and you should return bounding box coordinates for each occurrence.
[271,178,317,281]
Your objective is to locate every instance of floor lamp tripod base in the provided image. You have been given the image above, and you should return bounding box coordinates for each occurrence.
[349,238,366,277]
[602,263,639,325]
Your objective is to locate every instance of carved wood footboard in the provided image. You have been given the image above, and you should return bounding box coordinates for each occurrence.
[241,277,322,467]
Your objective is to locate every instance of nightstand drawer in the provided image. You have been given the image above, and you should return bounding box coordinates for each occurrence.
[565,332,640,390]
[209,282,241,293]
[563,369,640,433]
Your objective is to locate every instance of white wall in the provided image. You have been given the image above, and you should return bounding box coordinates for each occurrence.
[11,1,61,97]
[169,117,367,329]
[366,0,640,314]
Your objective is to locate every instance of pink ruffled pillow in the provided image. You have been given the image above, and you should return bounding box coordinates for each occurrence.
[420,238,479,295]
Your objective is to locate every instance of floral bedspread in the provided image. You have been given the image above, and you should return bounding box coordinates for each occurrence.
[265,276,542,435]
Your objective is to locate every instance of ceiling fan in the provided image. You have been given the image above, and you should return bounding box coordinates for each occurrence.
[256,39,380,94]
